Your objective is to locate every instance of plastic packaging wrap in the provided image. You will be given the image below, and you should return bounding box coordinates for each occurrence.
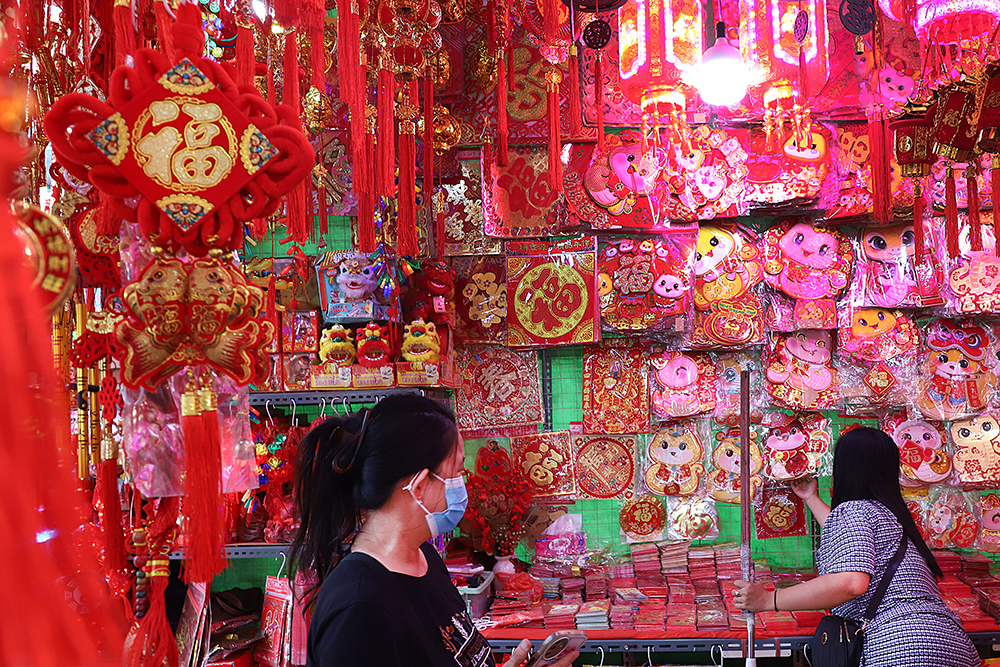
[915,318,998,421]
[650,349,716,419]
[853,223,922,308]
[765,330,841,410]
[712,350,765,418]
[707,422,764,504]
[937,211,1000,315]
[597,232,697,336]
[836,307,920,412]
[762,219,853,331]
[641,419,708,496]
[754,484,807,539]
[666,496,720,541]
[978,493,1000,553]
[926,488,978,549]
[904,491,930,540]
[761,412,832,481]
[690,224,766,348]
[950,413,1000,488]
[882,410,952,487]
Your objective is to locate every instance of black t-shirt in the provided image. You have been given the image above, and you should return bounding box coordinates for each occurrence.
[307,542,496,667]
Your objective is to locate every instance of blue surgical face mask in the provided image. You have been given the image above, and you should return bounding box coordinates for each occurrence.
[404,472,468,538]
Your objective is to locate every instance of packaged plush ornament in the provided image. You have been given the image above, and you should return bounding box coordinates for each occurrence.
[403,259,456,327]
[762,219,853,331]
[596,232,697,335]
[836,307,920,411]
[950,413,1000,488]
[765,330,841,410]
[916,318,998,421]
[926,488,978,550]
[706,422,764,504]
[761,412,831,481]
[978,493,1000,553]
[882,410,952,487]
[642,420,708,496]
[650,350,716,419]
[853,223,926,308]
[691,224,766,348]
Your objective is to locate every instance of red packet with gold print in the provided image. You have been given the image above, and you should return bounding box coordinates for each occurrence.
[512,431,577,501]
[582,340,651,434]
[455,345,543,437]
[506,237,599,348]
[573,434,638,500]
[754,484,807,539]
[452,256,507,345]
[483,145,563,238]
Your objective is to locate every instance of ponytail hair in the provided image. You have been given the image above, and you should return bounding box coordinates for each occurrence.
[830,427,944,579]
[290,394,457,584]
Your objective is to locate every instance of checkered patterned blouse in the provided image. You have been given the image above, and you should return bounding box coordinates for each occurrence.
[816,499,980,667]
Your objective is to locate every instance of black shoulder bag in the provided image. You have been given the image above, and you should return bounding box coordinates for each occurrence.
[807,534,908,667]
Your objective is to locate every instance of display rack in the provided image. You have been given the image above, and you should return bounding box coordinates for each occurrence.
[247,387,451,407]
[168,543,290,561]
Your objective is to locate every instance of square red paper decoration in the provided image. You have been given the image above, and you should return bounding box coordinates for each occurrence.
[512,431,577,501]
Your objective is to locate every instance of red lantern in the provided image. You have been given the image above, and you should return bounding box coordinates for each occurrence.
[889,101,938,177]
[617,0,704,116]
[932,81,982,161]
[977,63,1000,153]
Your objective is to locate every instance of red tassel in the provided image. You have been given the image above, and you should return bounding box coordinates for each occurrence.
[272,0,298,30]
[113,0,136,68]
[543,0,560,48]
[868,112,892,223]
[992,160,1000,256]
[566,47,583,137]
[317,180,328,238]
[182,379,227,584]
[595,51,606,154]
[235,22,254,87]
[946,167,959,259]
[336,0,368,217]
[547,73,562,193]
[397,83,419,257]
[496,43,509,166]
[125,498,181,667]
[423,74,435,242]
[913,181,926,262]
[435,198,446,259]
[968,165,983,252]
[97,458,126,573]
[154,1,175,62]
[376,66,397,199]
[310,26,326,91]
[284,34,309,244]
[358,132,378,252]
[507,32,516,93]
[97,191,120,236]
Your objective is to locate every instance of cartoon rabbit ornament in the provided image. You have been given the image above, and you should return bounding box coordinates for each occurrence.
[857,224,921,308]
[707,425,764,504]
[882,410,951,487]
[765,329,840,410]
[644,421,707,496]
[763,220,853,331]
[761,413,831,481]
[650,350,716,418]
[692,225,766,347]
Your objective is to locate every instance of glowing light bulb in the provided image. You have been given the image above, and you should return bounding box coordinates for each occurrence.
[690,23,751,108]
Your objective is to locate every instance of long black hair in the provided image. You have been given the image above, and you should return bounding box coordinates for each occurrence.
[289,394,458,583]
[831,427,943,578]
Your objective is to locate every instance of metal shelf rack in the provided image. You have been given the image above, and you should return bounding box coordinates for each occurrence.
[168,543,290,561]
[248,387,451,407]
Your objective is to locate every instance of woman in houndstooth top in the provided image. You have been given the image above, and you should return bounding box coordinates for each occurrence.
[733,427,979,667]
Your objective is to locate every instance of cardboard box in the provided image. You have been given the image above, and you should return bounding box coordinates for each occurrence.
[351,364,395,389]
[311,363,352,389]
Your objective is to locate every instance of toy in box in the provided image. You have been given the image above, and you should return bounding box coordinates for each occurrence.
[281,311,319,353]
[352,322,396,388]
[316,250,395,323]
[312,325,355,389]
[396,319,457,388]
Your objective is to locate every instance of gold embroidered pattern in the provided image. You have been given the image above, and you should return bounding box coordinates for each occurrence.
[156,194,215,231]
[158,59,216,95]
[240,126,279,175]
[87,113,129,166]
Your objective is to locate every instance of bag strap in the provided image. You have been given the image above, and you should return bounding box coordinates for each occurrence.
[862,533,908,621]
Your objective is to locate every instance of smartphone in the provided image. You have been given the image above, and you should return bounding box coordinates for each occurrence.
[522,630,587,667]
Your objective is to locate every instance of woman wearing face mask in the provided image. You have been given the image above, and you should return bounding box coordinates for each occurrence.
[292,395,578,667]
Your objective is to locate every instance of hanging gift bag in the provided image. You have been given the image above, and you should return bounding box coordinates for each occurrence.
[254,572,292,667]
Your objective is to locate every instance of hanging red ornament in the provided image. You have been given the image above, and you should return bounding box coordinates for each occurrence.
[44,2,314,257]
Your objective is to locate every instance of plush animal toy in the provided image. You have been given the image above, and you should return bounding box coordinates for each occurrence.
[356,322,393,366]
[644,422,706,496]
[318,325,356,367]
[401,319,441,363]
[404,259,456,325]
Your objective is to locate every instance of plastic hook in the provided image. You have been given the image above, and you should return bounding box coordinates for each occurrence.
[711,644,724,667]
[597,646,605,667]
[276,550,287,579]
[319,398,327,419]
[291,399,297,425]
[265,400,274,425]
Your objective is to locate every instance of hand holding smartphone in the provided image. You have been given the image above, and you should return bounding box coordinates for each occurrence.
[522,630,587,667]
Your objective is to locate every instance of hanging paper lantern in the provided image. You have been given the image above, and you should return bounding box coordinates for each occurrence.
[738,0,830,102]
[932,80,982,161]
[889,100,938,177]
[617,0,704,115]
[977,62,1000,153]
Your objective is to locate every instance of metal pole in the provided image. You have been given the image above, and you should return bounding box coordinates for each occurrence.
[740,369,756,666]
